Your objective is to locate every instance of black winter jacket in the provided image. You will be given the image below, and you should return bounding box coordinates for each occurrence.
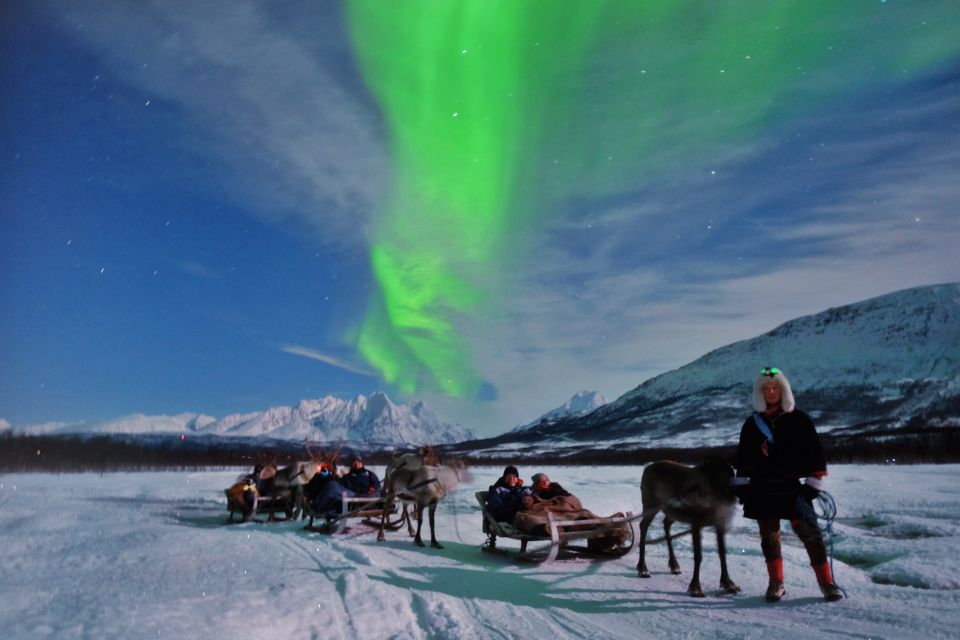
[342,468,381,496]
[735,409,826,520]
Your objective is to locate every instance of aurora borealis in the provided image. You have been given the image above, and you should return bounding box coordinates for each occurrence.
[346,0,607,398]
[2,1,959,432]
[344,0,960,403]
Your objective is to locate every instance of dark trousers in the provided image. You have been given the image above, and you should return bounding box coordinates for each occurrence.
[758,517,827,566]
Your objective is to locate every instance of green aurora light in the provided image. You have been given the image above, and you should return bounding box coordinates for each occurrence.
[345,0,960,399]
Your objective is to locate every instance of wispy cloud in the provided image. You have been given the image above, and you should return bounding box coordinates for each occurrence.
[456,69,960,428]
[46,0,388,248]
[175,259,220,281]
[280,345,374,377]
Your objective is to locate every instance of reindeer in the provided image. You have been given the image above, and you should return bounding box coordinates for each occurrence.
[636,459,740,597]
[240,452,314,522]
[377,446,469,548]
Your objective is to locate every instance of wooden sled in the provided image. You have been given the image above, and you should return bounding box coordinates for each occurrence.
[304,492,402,534]
[225,483,298,523]
[476,491,637,564]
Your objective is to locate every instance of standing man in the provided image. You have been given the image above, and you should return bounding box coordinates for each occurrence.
[734,366,843,602]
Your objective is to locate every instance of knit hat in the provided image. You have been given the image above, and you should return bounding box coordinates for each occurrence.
[753,367,796,412]
[502,465,519,478]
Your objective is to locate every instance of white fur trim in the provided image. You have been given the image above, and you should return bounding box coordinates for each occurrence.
[804,476,824,490]
[753,369,796,413]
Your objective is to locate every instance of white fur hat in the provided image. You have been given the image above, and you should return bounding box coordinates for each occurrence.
[753,367,796,413]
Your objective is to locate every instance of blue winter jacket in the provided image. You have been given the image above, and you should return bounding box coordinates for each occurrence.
[486,484,530,523]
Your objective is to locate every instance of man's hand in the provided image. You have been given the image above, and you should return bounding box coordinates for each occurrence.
[732,477,750,503]
[801,476,824,502]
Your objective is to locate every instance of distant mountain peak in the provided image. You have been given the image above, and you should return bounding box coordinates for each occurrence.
[513,390,608,432]
[12,392,475,446]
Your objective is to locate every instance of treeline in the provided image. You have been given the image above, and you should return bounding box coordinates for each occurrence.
[1,426,958,473]
[0,433,304,472]
[462,426,960,467]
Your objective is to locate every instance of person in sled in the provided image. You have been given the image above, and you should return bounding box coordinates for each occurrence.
[226,463,263,518]
[341,455,381,496]
[734,366,843,602]
[529,473,571,500]
[485,466,530,524]
[304,462,350,517]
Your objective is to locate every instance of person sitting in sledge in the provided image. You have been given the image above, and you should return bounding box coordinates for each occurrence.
[485,466,531,524]
[734,366,843,602]
[226,463,264,518]
[341,455,381,496]
[529,473,571,500]
[513,472,627,548]
[304,462,349,517]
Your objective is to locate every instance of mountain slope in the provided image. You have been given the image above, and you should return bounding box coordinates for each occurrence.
[466,283,960,456]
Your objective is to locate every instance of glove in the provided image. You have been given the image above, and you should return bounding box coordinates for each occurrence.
[801,476,823,502]
[731,476,750,503]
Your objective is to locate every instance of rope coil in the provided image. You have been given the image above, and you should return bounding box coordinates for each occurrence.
[797,490,848,598]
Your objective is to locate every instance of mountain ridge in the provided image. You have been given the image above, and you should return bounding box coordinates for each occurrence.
[9,391,474,446]
[460,282,960,458]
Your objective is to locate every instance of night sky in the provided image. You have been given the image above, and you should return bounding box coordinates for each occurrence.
[2,1,959,435]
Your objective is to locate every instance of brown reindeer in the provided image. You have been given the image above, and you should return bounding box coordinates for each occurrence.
[636,459,740,597]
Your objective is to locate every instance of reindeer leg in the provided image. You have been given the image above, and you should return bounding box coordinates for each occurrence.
[687,526,705,597]
[413,503,426,547]
[377,510,386,542]
[636,511,656,578]
[717,529,740,593]
[664,517,681,574]
[405,504,416,537]
[429,501,443,549]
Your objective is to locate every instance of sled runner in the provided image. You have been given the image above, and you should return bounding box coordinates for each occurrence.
[304,491,404,534]
[476,491,637,564]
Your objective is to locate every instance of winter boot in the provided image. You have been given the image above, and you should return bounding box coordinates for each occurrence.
[765,581,786,602]
[814,563,844,602]
[765,559,785,602]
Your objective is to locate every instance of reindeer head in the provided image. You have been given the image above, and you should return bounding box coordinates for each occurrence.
[418,444,442,466]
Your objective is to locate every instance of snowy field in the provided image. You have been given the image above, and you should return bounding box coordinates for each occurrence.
[1,465,959,639]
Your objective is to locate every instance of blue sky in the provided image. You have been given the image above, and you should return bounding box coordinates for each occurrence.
[2,1,959,436]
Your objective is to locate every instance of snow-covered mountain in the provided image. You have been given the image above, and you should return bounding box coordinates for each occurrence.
[465,283,960,457]
[511,390,608,432]
[10,392,474,446]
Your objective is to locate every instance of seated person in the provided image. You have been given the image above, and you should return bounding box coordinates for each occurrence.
[227,464,264,516]
[304,462,351,517]
[485,466,530,524]
[514,472,628,547]
[255,464,277,497]
[529,473,571,500]
[341,455,381,496]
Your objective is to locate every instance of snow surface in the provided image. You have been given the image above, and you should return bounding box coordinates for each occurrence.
[1,465,959,639]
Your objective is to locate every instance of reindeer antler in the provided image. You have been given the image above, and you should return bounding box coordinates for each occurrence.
[303,439,344,472]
